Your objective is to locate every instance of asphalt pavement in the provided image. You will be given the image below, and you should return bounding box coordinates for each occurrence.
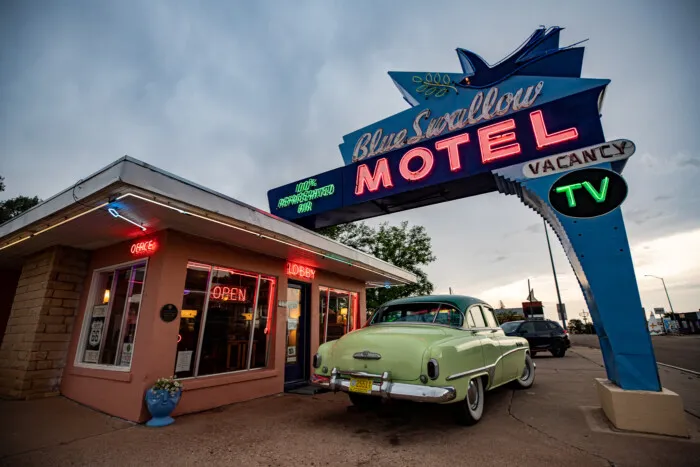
[571,334,700,373]
[1,348,699,467]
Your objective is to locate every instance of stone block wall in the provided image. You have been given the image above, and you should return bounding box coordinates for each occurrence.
[0,246,90,399]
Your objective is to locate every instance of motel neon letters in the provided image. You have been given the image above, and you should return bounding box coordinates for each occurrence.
[355,110,579,195]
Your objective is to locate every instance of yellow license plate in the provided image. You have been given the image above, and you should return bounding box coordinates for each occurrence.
[349,377,373,394]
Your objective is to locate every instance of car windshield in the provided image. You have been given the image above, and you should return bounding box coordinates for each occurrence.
[370,302,464,327]
[500,321,522,333]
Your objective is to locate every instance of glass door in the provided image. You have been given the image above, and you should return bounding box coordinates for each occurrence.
[284,282,309,386]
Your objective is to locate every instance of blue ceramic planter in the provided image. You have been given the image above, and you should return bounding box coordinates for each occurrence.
[145,388,182,427]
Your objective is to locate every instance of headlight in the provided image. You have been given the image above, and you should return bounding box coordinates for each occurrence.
[427,359,439,380]
[312,353,321,369]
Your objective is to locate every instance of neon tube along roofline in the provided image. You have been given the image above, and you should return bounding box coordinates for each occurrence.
[0,202,110,251]
[0,192,411,285]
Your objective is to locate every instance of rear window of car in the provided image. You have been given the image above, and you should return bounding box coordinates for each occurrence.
[371,303,464,327]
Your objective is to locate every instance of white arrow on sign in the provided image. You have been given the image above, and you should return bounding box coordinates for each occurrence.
[522,139,635,179]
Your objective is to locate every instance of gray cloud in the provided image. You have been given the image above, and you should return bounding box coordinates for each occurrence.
[1,0,699,313]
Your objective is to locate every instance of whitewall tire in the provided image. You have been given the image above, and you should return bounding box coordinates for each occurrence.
[455,377,484,425]
[512,353,536,389]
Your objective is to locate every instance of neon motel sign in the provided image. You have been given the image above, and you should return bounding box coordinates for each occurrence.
[354,109,578,195]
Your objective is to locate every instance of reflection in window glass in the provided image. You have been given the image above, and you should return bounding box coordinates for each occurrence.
[80,261,147,367]
[370,303,464,328]
[175,262,276,378]
[468,306,487,327]
[319,287,357,343]
[174,264,210,378]
[482,307,498,328]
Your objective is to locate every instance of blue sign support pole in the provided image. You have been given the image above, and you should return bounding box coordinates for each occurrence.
[495,161,661,392]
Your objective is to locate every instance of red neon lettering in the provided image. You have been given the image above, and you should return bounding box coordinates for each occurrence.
[399,147,434,181]
[286,262,316,280]
[530,110,578,149]
[130,239,157,256]
[210,285,246,302]
[435,133,470,172]
[355,158,394,195]
[478,119,521,163]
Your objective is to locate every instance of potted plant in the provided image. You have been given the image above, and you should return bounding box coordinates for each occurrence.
[144,376,183,427]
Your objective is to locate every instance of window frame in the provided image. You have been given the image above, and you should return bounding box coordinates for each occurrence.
[481,306,499,328]
[466,305,488,329]
[176,260,277,381]
[74,258,150,372]
[319,286,358,344]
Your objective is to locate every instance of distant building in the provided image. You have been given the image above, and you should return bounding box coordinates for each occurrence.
[494,307,525,320]
[495,289,545,321]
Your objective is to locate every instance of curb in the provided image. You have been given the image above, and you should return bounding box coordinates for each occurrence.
[657,362,700,377]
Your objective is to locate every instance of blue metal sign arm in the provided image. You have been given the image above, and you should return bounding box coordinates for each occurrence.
[493,159,661,392]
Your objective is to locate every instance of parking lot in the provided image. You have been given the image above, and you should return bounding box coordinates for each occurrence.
[1,346,699,467]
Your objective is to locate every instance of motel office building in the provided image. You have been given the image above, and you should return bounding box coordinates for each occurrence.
[0,157,414,422]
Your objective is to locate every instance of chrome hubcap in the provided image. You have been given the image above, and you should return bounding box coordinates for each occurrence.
[521,359,531,381]
[467,380,479,410]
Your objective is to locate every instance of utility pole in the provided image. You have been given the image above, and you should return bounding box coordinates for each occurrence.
[645,275,676,317]
[543,219,566,329]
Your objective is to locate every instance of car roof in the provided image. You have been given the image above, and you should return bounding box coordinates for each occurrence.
[381,294,491,311]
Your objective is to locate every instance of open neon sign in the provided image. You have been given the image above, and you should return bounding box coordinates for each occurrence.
[130,239,158,256]
[287,262,316,280]
[355,110,578,195]
[210,285,248,302]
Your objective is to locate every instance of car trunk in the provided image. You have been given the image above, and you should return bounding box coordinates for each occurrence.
[329,324,449,381]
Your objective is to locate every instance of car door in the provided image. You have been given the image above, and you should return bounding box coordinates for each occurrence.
[481,307,521,382]
[533,321,552,349]
[517,321,538,349]
[466,305,503,387]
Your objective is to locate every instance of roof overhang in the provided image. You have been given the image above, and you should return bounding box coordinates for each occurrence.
[0,157,417,287]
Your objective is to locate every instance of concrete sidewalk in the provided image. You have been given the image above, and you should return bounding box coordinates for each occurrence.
[1,348,699,467]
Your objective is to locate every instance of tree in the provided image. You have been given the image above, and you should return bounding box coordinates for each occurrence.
[568,318,584,334]
[0,176,41,224]
[319,221,436,312]
[496,310,521,324]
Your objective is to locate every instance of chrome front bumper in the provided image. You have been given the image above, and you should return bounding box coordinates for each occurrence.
[311,368,457,403]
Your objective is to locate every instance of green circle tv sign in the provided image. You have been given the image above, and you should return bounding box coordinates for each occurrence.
[548,168,627,218]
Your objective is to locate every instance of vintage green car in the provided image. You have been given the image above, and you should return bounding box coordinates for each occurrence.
[310,295,535,425]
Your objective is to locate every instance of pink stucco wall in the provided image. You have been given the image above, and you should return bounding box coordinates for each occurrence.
[61,229,366,423]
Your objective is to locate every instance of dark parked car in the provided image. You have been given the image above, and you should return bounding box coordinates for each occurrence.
[500,319,570,357]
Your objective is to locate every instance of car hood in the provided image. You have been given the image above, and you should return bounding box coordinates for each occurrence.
[329,324,452,381]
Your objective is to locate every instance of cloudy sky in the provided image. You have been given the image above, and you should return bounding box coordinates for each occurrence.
[2,0,699,321]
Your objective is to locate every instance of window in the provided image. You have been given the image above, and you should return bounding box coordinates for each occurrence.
[319,287,357,343]
[78,260,147,368]
[534,321,550,333]
[482,307,498,328]
[370,302,464,328]
[547,321,562,331]
[520,321,536,335]
[500,321,522,333]
[174,262,276,379]
[467,306,486,328]
[435,305,464,327]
